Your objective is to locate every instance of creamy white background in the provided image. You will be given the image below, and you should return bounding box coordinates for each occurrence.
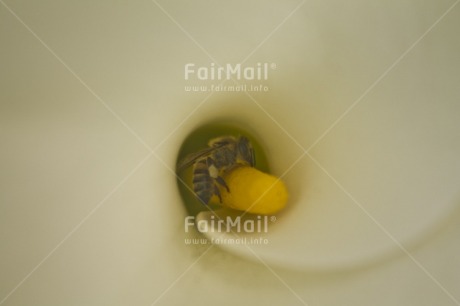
[1,0,459,305]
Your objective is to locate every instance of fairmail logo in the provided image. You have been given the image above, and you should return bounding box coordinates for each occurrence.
[184,62,275,81]
[184,215,271,233]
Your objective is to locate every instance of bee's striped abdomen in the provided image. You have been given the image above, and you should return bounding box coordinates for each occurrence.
[192,159,214,205]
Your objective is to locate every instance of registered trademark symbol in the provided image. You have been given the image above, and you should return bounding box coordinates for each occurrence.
[270,63,277,70]
[270,216,277,222]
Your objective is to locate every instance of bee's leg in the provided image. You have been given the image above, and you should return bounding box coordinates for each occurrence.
[207,156,230,193]
[214,184,223,203]
[215,176,230,192]
[206,157,219,178]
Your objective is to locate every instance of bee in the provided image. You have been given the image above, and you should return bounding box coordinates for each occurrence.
[177,135,255,205]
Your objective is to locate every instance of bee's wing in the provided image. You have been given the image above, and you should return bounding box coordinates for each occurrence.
[248,145,255,167]
[237,136,255,167]
[176,147,216,172]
